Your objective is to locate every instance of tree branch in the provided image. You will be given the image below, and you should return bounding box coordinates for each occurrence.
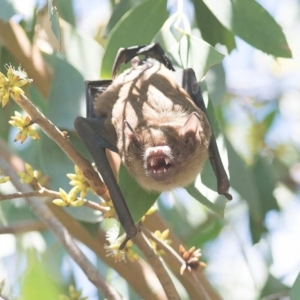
[142,225,211,300]
[144,212,222,300]
[0,139,167,300]
[0,154,122,300]
[133,225,181,300]
[11,93,110,201]
[0,221,46,234]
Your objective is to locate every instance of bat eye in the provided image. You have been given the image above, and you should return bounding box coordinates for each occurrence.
[174,148,180,155]
[131,138,141,152]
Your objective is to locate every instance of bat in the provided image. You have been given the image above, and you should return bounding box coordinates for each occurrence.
[75,43,231,248]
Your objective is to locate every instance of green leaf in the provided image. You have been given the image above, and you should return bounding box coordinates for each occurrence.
[259,273,289,299]
[0,195,37,224]
[226,139,277,242]
[21,249,60,300]
[263,109,277,129]
[119,165,159,223]
[0,0,16,22]
[45,54,85,130]
[291,272,300,300]
[45,22,103,130]
[55,0,75,26]
[154,15,225,79]
[202,0,292,58]
[61,22,103,79]
[205,63,226,108]
[104,0,142,37]
[226,138,263,220]
[186,216,224,248]
[192,0,236,53]
[186,183,227,216]
[252,156,279,215]
[48,0,61,47]
[101,0,168,78]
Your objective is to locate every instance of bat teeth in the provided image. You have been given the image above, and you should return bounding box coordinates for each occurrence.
[163,168,167,173]
[164,157,170,165]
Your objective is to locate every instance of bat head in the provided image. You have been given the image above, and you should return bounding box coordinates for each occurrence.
[122,112,212,192]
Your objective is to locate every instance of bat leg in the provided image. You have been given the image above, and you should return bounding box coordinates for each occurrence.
[112,43,175,78]
[180,68,232,200]
[74,116,137,249]
[85,80,112,118]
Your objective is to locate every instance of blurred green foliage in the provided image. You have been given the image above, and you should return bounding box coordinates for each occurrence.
[0,0,298,299]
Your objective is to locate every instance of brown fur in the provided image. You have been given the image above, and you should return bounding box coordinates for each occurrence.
[94,61,212,191]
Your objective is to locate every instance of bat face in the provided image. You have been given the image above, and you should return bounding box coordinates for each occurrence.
[94,61,212,192]
[122,113,212,191]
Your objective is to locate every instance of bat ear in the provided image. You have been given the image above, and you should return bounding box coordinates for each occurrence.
[179,112,201,147]
[124,120,141,144]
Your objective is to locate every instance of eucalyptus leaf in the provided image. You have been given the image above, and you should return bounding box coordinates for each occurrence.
[291,272,300,300]
[0,0,16,22]
[45,54,85,130]
[21,249,60,300]
[104,0,142,37]
[192,0,236,53]
[101,0,168,78]
[55,0,75,26]
[154,14,225,79]
[61,21,103,79]
[119,165,159,223]
[259,273,289,299]
[252,156,279,215]
[226,138,262,221]
[186,183,227,216]
[202,0,292,58]
[48,0,61,47]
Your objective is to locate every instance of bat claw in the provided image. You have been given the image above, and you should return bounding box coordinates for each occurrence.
[223,192,232,201]
[119,226,138,250]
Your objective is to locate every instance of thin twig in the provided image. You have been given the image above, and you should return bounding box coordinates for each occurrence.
[144,212,222,300]
[0,154,122,300]
[142,226,211,300]
[133,225,181,300]
[11,93,110,201]
[0,191,48,201]
[84,200,110,214]
[0,220,46,234]
[0,190,110,214]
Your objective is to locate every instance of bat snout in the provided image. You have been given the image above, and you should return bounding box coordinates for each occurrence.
[143,146,174,181]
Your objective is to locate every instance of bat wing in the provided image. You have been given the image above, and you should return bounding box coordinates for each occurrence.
[74,80,137,249]
[179,68,232,200]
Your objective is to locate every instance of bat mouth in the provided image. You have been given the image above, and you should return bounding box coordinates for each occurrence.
[144,146,174,181]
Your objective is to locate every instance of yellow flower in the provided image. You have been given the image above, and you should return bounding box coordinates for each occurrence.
[52,187,86,207]
[104,224,139,262]
[18,163,48,186]
[150,229,171,256]
[9,111,40,144]
[0,64,32,107]
[67,165,95,198]
[0,169,10,184]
